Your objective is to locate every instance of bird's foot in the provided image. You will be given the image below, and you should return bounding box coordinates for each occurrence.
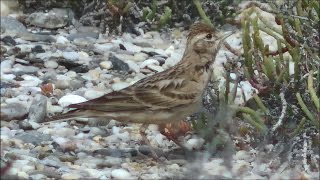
[159,120,193,148]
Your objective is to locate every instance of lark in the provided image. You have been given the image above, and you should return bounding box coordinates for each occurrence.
[45,22,232,144]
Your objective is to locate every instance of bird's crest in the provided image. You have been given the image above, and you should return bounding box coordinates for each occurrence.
[187,22,215,40]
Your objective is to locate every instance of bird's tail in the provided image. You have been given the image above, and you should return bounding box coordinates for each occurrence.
[43,110,112,126]
[43,109,88,124]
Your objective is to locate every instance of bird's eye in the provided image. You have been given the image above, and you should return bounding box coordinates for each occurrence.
[206,33,212,39]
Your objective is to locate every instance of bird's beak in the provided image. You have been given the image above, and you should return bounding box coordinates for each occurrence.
[218,30,235,41]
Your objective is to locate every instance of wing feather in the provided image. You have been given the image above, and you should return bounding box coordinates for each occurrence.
[67,76,200,112]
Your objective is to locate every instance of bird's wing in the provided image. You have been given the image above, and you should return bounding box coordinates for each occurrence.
[68,77,200,112]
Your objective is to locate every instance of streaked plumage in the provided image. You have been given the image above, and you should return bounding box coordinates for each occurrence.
[45,22,232,125]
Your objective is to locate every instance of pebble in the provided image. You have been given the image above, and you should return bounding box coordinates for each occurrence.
[111,82,130,91]
[140,59,160,68]
[44,60,59,69]
[56,35,70,44]
[147,64,164,72]
[100,61,113,70]
[84,89,105,100]
[1,103,29,120]
[111,169,133,179]
[1,74,16,81]
[61,173,82,180]
[93,43,116,54]
[126,60,140,73]
[184,138,205,150]
[109,54,130,72]
[1,59,14,74]
[58,94,87,107]
[28,94,47,123]
[62,51,79,61]
[20,75,42,87]
[13,64,39,74]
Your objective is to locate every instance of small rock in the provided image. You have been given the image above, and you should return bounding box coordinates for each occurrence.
[68,32,99,41]
[1,74,16,81]
[132,38,153,47]
[0,45,7,55]
[100,61,113,70]
[1,103,28,121]
[234,150,254,162]
[55,80,71,90]
[13,64,39,75]
[56,36,70,44]
[61,173,82,180]
[111,82,129,91]
[118,42,141,53]
[1,36,16,46]
[1,59,14,74]
[31,45,45,53]
[126,60,140,73]
[109,54,130,72]
[140,59,160,68]
[84,90,105,100]
[14,131,52,145]
[111,169,133,179]
[18,120,34,130]
[44,60,59,69]
[26,8,73,29]
[20,75,42,87]
[147,64,164,72]
[58,94,87,107]
[28,94,47,123]
[163,52,183,68]
[62,51,79,61]
[93,43,116,54]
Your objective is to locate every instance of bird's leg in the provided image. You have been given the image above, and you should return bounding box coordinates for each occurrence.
[139,124,159,159]
[159,120,193,148]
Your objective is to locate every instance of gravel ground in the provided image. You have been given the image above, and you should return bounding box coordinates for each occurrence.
[1,5,319,180]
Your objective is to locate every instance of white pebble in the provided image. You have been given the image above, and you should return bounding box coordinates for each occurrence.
[163,52,182,68]
[44,60,58,69]
[100,61,113,70]
[56,36,70,44]
[164,45,175,56]
[148,64,164,72]
[111,169,132,180]
[93,43,116,53]
[58,94,87,107]
[122,42,142,53]
[78,51,91,62]
[1,74,16,81]
[140,59,159,69]
[65,71,77,78]
[53,137,70,145]
[61,173,82,180]
[62,51,79,61]
[1,59,14,74]
[20,75,42,87]
[111,82,129,91]
[234,150,251,161]
[126,60,140,73]
[84,90,105,100]
[184,138,205,150]
[133,52,148,62]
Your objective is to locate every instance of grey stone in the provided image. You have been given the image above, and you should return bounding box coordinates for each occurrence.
[26,8,74,29]
[14,131,52,145]
[0,103,28,121]
[0,16,55,42]
[28,94,47,123]
[109,54,130,72]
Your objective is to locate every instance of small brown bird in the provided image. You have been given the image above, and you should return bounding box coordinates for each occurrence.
[45,22,232,133]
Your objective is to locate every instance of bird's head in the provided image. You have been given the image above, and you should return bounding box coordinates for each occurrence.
[186,22,231,57]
